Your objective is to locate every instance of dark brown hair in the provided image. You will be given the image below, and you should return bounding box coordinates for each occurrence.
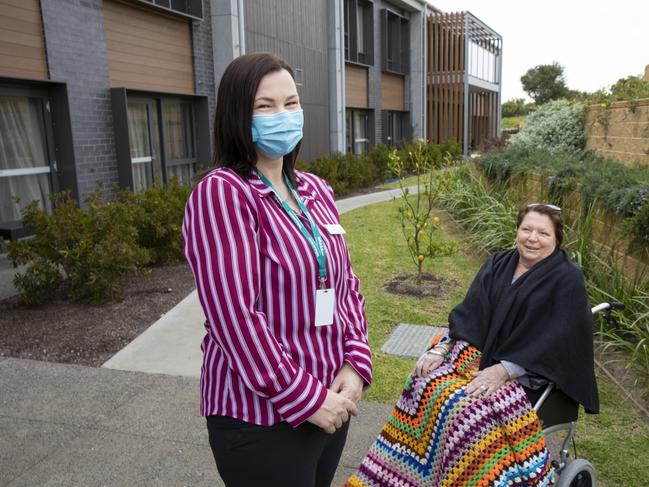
[517,203,563,248]
[212,52,301,184]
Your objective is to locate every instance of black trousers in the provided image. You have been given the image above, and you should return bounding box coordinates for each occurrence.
[206,415,350,487]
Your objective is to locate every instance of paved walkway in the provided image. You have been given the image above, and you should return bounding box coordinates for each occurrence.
[1,187,410,487]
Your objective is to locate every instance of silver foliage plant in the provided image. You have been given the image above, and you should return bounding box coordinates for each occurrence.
[510,99,586,153]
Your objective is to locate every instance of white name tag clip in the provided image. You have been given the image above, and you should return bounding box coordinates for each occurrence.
[324,223,346,235]
[315,288,335,326]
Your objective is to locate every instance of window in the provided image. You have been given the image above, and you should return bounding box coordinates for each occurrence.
[344,0,373,65]
[163,99,196,185]
[383,110,409,148]
[381,9,409,75]
[114,89,203,192]
[126,0,203,20]
[127,99,162,192]
[346,109,372,155]
[0,92,56,223]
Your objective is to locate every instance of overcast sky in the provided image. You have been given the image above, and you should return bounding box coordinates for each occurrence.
[428,0,648,102]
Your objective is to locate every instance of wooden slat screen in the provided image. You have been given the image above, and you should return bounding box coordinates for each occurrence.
[104,0,194,94]
[0,0,48,80]
[426,12,464,146]
[345,63,368,108]
[427,12,502,150]
[381,73,404,111]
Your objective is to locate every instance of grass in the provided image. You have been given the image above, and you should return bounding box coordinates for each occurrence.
[340,199,485,402]
[379,174,425,190]
[502,115,525,129]
[340,197,649,486]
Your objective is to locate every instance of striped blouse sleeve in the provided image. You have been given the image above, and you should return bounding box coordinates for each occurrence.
[183,176,327,426]
[341,245,373,386]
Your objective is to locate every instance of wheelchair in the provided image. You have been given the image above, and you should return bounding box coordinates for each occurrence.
[528,301,623,487]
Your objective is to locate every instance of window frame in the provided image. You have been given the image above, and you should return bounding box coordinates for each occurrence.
[382,110,410,148]
[345,108,374,155]
[0,84,59,228]
[343,0,374,67]
[125,0,204,21]
[111,88,209,192]
[381,8,409,75]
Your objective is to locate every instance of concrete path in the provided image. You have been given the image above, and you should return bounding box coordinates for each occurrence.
[2,186,412,486]
[0,357,391,486]
[103,186,411,377]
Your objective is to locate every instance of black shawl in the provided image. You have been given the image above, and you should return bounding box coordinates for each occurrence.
[448,248,599,413]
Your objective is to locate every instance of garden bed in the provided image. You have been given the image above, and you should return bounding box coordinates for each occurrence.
[0,263,196,367]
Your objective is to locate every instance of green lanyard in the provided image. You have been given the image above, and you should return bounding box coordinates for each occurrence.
[255,169,328,288]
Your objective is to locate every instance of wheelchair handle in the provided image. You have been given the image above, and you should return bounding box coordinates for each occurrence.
[591,301,624,315]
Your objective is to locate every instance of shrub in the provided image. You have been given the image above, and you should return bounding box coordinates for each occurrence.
[298,140,463,197]
[476,145,649,249]
[476,137,507,154]
[510,99,586,153]
[502,98,534,118]
[117,178,191,265]
[8,189,150,304]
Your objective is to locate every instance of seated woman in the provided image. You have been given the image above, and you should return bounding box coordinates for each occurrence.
[345,203,598,487]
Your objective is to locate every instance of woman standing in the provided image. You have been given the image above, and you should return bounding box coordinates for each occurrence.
[183,52,372,486]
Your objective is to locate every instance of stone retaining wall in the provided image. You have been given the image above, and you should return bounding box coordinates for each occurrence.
[585,98,649,166]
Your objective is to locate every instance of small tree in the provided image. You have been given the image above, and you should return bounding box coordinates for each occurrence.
[502,98,533,118]
[521,62,570,105]
[388,142,457,282]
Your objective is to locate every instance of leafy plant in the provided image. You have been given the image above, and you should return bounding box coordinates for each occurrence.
[520,62,570,105]
[117,178,190,265]
[388,143,457,280]
[510,99,586,153]
[8,188,150,304]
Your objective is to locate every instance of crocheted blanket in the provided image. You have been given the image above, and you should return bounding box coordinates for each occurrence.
[345,341,554,487]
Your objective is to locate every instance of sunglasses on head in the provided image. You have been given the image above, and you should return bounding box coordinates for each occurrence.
[527,203,561,212]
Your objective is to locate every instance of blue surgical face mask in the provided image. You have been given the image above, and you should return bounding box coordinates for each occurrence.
[251,109,304,159]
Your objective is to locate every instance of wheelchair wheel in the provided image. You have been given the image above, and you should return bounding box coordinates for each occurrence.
[556,459,596,487]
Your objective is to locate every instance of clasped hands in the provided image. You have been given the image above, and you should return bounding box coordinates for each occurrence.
[415,347,510,399]
[307,363,364,434]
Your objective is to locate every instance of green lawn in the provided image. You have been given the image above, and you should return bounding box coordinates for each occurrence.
[340,199,649,486]
[380,174,425,190]
[502,115,525,129]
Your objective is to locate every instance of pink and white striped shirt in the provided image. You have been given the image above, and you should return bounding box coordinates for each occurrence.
[182,167,372,427]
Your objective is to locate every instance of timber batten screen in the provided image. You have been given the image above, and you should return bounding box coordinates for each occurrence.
[427,11,502,155]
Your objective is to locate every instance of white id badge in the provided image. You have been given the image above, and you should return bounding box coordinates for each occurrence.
[315,288,335,326]
[324,223,346,235]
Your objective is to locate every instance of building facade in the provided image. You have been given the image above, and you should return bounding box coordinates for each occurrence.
[0,0,501,234]
[0,0,215,236]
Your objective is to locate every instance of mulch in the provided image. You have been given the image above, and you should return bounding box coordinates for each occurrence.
[0,263,196,367]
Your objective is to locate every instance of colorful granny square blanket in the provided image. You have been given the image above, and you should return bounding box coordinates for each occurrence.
[345,341,554,486]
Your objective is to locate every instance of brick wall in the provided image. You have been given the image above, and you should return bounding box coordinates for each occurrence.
[40,0,118,200]
[41,0,217,199]
[191,0,216,158]
[585,98,649,167]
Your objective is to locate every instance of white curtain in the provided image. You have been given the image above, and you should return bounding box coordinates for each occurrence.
[0,96,51,221]
[127,103,152,192]
[164,101,184,160]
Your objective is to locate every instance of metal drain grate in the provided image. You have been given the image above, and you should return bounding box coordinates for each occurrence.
[381,324,448,358]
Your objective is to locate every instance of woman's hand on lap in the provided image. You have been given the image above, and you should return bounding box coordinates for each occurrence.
[466,363,510,398]
[414,351,444,377]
